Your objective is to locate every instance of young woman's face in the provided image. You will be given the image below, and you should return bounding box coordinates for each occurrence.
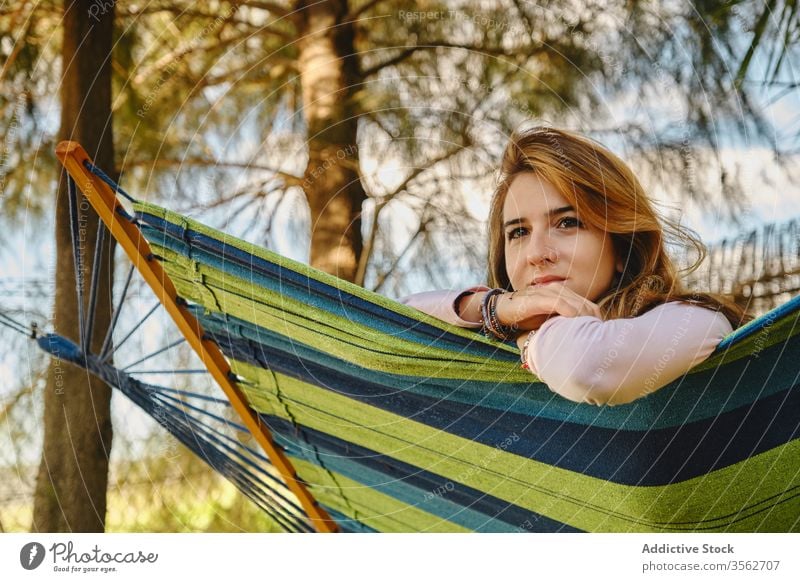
[502,172,621,301]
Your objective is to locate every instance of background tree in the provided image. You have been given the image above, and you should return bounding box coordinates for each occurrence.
[31,0,115,532]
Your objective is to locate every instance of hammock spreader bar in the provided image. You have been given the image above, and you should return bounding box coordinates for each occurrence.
[55,141,338,533]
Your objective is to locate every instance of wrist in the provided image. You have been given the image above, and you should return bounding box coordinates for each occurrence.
[481,289,519,341]
[495,290,516,327]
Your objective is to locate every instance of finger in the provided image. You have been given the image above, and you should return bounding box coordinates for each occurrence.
[539,286,585,310]
[512,286,600,321]
[535,293,583,318]
[534,286,601,317]
[545,292,597,318]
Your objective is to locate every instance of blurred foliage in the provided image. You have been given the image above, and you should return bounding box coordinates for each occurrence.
[105,444,284,533]
[2,1,795,280]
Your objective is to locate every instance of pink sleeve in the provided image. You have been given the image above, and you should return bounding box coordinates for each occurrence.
[523,302,733,406]
[399,286,489,328]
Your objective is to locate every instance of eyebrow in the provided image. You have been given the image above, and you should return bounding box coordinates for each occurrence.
[503,205,575,229]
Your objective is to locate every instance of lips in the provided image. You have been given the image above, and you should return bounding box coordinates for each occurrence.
[531,276,566,286]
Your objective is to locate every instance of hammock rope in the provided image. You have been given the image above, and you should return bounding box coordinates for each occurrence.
[99,263,134,359]
[84,159,136,203]
[36,332,313,533]
[82,222,105,352]
[120,337,186,371]
[66,176,86,346]
[0,310,33,336]
[102,301,160,364]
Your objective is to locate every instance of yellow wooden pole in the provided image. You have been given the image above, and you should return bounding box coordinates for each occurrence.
[56,141,338,533]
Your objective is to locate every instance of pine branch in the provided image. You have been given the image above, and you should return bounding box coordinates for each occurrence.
[240,0,291,18]
[122,159,304,186]
[0,1,34,85]
[355,137,470,285]
[120,3,292,40]
[371,211,432,293]
[347,0,388,21]
[362,46,420,77]
[362,42,546,77]
[735,0,778,88]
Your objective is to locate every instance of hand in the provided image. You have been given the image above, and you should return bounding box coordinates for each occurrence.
[496,283,602,331]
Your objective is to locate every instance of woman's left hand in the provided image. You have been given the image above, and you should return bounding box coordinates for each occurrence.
[498,282,602,332]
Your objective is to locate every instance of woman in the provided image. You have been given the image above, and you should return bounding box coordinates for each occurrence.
[403,127,747,406]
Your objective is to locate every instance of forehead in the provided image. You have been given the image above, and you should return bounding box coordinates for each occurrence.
[502,172,570,219]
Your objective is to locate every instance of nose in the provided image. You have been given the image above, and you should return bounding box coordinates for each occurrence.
[526,231,558,265]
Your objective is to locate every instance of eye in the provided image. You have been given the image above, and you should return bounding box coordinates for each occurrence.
[506,226,528,241]
[556,216,583,229]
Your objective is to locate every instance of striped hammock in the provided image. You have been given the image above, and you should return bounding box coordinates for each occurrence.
[118,199,800,533]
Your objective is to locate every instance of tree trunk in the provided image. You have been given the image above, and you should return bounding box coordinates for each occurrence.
[32,0,115,533]
[294,0,366,282]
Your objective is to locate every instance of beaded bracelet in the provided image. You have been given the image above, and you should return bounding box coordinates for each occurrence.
[480,288,518,341]
[520,330,536,369]
[490,290,519,340]
[480,288,503,338]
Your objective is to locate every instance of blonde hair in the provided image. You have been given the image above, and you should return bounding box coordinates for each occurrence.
[487,126,748,327]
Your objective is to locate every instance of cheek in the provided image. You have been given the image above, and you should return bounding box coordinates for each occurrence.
[593,237,618,280]
[504,243,517,269]
[504,245,525,284]
[504,256,516,281]
[578,234,617,281]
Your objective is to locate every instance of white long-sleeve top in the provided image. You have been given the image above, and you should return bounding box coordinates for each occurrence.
[400,287,732,406]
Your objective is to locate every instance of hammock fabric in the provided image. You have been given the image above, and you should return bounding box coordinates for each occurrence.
[120,199,800,533]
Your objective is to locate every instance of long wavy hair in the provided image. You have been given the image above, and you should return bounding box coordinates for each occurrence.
[487,126,749,328]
